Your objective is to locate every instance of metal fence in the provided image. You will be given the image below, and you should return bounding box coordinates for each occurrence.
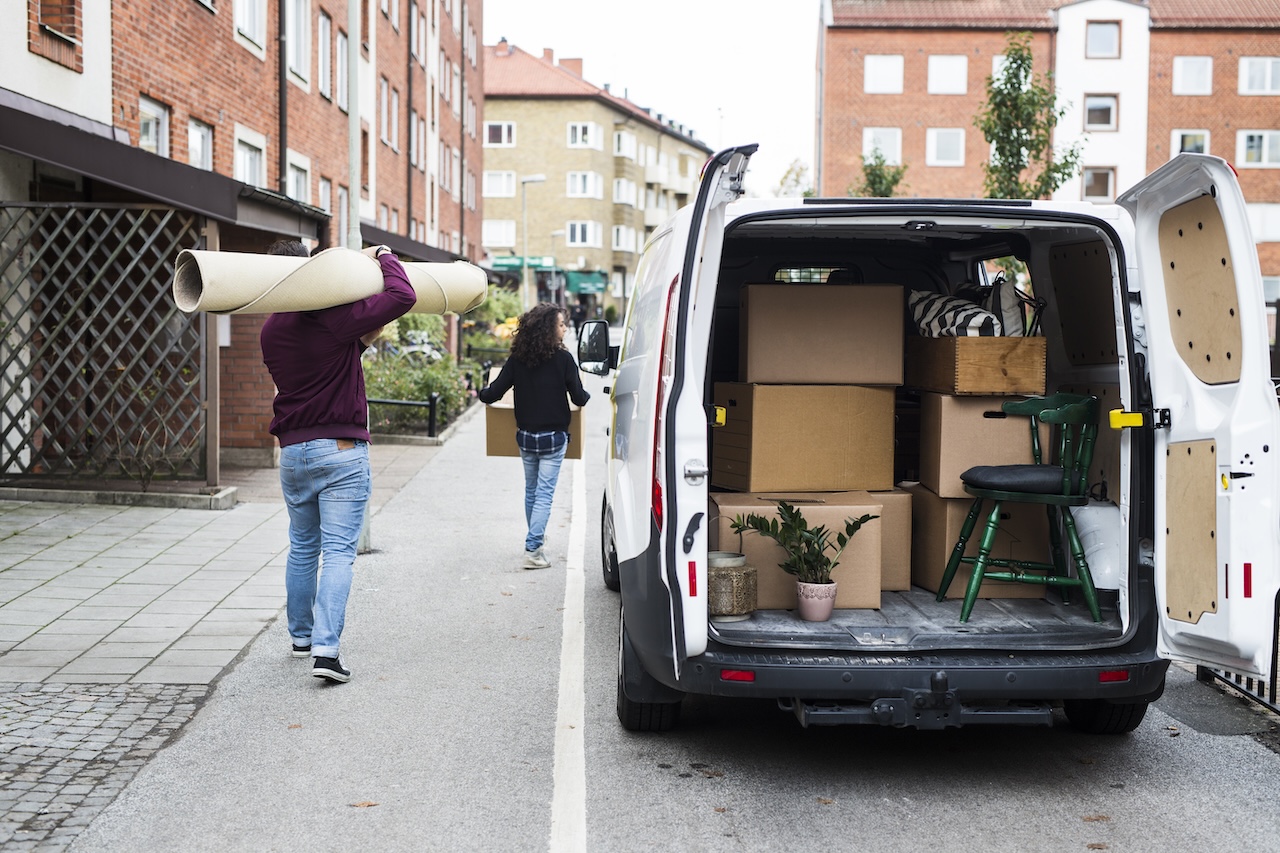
[0,203,206,486]
[1197,592,1280,715]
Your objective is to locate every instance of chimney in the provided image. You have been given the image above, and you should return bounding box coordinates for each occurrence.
[543,48,555,63]
[497,37,508,53]
[560,58,583,77]
[603,83,611,93]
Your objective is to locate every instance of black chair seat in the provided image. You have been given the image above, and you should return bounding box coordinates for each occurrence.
[961,464,1065,494]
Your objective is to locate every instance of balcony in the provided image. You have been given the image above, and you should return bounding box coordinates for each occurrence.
[643,163,669,186]
[643,206,668,228]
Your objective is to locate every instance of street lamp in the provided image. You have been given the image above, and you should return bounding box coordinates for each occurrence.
[520,174,546,311]
[550,228,565,307]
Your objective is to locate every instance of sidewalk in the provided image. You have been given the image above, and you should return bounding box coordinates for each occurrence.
[0,436,447,850]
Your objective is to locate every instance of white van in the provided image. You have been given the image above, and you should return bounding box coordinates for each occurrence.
[577,146,1279,734]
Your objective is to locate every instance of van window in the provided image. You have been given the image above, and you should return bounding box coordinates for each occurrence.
[774,267,842,283]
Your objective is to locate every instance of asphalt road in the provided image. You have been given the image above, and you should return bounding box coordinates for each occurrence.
[66,370,1280,852]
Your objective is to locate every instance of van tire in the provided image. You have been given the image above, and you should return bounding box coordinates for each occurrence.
[617,607,682,731]
[1062,698,1150,734]
[601,496,621,591]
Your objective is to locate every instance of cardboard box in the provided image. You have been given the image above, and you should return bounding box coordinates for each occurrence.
[484,389,583,459]
[905,336,1046,396]
[740,284,904,385]
[903,482,1048,599]
[919,393,1050,499]
[844,488,913,590]
[709,491,883,609]
[711,383,895,492]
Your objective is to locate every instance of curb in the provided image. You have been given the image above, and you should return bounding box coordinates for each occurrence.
[0,485,239,510]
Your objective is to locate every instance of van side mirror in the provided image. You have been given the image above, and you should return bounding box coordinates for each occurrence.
[577,320,615,375]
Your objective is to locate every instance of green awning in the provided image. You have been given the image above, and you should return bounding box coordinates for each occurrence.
[566,271,608,294]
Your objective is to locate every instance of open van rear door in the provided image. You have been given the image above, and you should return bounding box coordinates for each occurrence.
[1118,153,1280,678]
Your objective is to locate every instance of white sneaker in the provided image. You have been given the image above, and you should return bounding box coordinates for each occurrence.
[523,547,550,569]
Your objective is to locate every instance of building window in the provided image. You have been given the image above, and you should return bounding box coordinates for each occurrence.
[286,0,309,80]
[317,12,332,98]
[613,178,637,206]
[235,0,267,52]
[926,128,965,166]
[927,55,967,95]
[287,159,310,203]
[483,171,516,197]
[1240,130,1280,167]
[614,131,637,160]
[390,88,399,151]
[1240,57,1280,95]
[234,125,267,187]
[485,122,515,147]
[336,31,349,110]
[566,221,602,248]
[567,172,603,199]
[864,54,903,94]
[1085,21,1120,59]
[379,76,389,143]
[188,119,213,170]
[482,219,516,248]
[452,63,461,116]
[1084,95,1118,131]
[1172,130,1209,156]
[1172,56,1212,95]
[391,209,398,232]
[378,203,388,229]
[862,127,902,165]
[138,97,170,157]
[29,0,82,71]
[612,225,637,253]
[1082,167,1115,201]
[318,177,332,213]
[567,122,602,149]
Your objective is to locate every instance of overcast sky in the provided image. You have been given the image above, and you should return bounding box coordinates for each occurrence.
[480,0,821,197]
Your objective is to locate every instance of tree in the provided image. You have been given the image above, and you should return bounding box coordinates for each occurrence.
[775,158,814,198]
[850,148,907,197]
[976,31,1082,200]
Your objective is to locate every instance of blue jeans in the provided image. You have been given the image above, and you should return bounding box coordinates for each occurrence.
[278,439,371,658]
[520,442,567,551]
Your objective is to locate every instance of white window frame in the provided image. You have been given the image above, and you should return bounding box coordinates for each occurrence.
[611,225,637,253]
[286,0,310,84]
[318,177,332,213]
[566,171,603,199]
[1238,130,1280,167]
[1172,56,1212,95]
[1171,129,1210,156]
[862,127,902,165]
[484,121,515,147]
[234,0,267,57]
[927,55,967,95]
[567,122,602,150]
[566,221,602,248]
[286,150,311,203]
[864,55,903,94]
[1085,21,1120,59]
[614,130,637,160]
[1084,94,1118,131]
[380,77,390,143]
[1239,57,1280,95]
[336,31,349,111]
[139,96,170,157]
[482,219,516,248]
[390,88,399,151]
[925,128,965,166]
[233,124,267,187]
[613,178,637,206]
[317,12,332,99]
[187,119,212,170]
[1082,167,1115,201]
[483,170,516,197]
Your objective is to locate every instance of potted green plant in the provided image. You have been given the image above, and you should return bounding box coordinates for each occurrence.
[730,500,878,622]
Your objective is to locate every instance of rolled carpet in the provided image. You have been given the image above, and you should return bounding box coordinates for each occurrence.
[172,247,488,315]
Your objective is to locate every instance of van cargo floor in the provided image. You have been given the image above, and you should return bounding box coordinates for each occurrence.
[709,587,1122,651]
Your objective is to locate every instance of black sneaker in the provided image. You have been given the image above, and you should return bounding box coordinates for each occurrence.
[291,643,311,658]
[312,656,351,682]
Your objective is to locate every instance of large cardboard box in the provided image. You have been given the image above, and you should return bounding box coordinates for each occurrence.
[919,393,1050,499]
[711,383,895,492]
[844,488,913,590]
[709,491,883,609]
[905,336,1046,396]
[903,482,1048,599]
[740,284,904,385]
[484,388,583,459]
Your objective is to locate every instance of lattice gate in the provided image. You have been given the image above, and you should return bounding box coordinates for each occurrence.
[0,204,208,487]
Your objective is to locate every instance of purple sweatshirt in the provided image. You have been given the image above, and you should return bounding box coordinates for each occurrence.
[260,253,416,447]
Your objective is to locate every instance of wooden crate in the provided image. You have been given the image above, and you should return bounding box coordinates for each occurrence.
[905,336,1046,396]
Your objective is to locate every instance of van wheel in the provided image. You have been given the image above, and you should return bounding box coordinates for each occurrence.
[1063,698,1150,734]
[601,496,620,591]
[617,607,681,732]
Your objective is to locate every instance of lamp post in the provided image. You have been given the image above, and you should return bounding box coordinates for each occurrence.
[520,174,546,311]
[550,228,565,307]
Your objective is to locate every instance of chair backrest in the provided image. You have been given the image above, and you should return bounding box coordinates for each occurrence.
[1002,393,1099,497]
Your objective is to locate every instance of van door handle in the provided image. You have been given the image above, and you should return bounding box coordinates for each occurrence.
[684,460,708,484]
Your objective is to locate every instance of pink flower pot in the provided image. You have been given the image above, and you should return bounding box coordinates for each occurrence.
[796,580,837,622]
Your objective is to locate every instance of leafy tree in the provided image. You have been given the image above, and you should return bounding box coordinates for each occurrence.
[976,31,1082,199]
[850,148,907,197]
[776,158,814,198]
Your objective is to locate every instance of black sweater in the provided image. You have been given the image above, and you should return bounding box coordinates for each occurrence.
[478,348,591,432]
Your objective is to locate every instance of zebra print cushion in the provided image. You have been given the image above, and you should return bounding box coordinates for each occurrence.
[907,290,1003,337]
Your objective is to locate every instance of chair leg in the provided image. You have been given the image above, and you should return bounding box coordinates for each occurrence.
[938,498,984,603]
[960,500,1004,622]
[1046,505,1070,605]
[1061,507,1102,622]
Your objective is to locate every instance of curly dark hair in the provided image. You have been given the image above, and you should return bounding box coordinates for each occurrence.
[509,303,565,368]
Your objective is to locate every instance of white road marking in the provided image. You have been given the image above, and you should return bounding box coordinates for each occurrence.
[549,457,587,852]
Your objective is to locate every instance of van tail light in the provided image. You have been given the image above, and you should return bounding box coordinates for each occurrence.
[651,275,680,532]
[1098,670,1130,683]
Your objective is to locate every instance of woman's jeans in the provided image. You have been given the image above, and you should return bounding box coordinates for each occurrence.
[278,439,371,658]
[520,442,567,551]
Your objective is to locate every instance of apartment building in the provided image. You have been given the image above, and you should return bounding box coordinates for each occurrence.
[0,0,479,479]
[817,0,1280,287]
[481,41,711,318]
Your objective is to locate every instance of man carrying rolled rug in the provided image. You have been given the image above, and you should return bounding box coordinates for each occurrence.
[260,240,415,683]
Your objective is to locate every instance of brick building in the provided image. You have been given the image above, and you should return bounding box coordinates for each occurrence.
[817,0,1280,290]
[481,41,711,320]
[0,0,482,479]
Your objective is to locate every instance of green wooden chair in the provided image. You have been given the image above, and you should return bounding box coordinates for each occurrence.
[936,393,1102,623]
